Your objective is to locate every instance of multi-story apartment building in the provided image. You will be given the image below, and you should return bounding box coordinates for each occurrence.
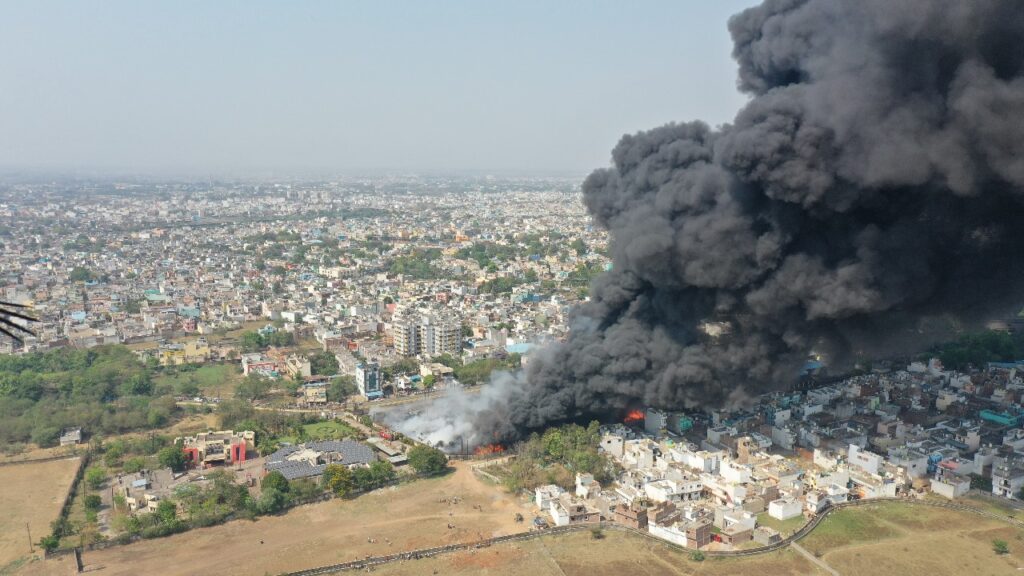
[392,313,461,357]
[356,361,383,399]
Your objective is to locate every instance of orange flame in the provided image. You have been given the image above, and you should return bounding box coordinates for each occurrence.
[474,443,506,456]
[624,409,645,424]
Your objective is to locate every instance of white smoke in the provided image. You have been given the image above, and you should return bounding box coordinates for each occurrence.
[373,370,520,451]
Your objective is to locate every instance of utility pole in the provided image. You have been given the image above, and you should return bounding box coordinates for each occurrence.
[26,522,33,553]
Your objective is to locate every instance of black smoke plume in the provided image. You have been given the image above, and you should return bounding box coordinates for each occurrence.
[389,0,1024,446]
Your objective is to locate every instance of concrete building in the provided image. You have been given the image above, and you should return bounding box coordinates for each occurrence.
[59,427,82,447]
[302,381,328,404]
[768,498,802,520]
[393,313,462,357]
[356,361,383,399]
[178,430,255,468]
[992,455,1024,499]
[614,502,649,529]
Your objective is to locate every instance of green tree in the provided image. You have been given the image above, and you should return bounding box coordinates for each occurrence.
[309,351,340,376]
[321,463,353,497]
[123,457,146,474]
[69,267,96,282]
[369,460,396,485]
[155,499,177,524]
[84,466,106,490]
[407,445,447,476]
[38,534,60,552]
[104,442,125,466]
[352,467,374,492]
[262,470,290,494]
[256,487,290,514]
[84,493,102,513]
[328,375,357,402]
[235,374,272,401]
[157,446,188,472]
[240,331,264,353]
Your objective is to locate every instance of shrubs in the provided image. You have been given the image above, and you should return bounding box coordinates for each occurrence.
[408,445,448,476]
[157,446,188,472]
[261,470,290,494]
[122,457,146,474]
[501,422,613,493]
[689,551,705,562]
[0,346,173,448]
[256,488,290,515]
[84,494,102,513]
[321,463,354,497]
[994,539,1010,555]
[84,466,106,490]
[352,460,397,492]
[38,534,60,552]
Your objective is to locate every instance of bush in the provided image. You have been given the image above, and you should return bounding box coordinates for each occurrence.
[321,463,353,497]
[261,470,290,494]
[157,446,188,472]
[84,494,102,513]
[407,445,448,476]
[38,534,60,552]
[123,457,147,474]
[31,426,61,448]
[590,527,604,540]
[689,551,705,562]
[256,487,290,514]
[290,478,324,501]
[994,539,1010,555]
[84,466,106,490]
[104,443,125,466]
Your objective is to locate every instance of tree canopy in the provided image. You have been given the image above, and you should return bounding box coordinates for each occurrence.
[407,445,448,476]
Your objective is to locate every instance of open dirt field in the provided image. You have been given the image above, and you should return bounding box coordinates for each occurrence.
[0,457,81,571]
[805,502,1024,576]
[74,461,531,576]
[26,481,1024,576]
[372,530,825,576]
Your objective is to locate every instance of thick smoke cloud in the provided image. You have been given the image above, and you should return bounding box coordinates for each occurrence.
[393,0,1024,446]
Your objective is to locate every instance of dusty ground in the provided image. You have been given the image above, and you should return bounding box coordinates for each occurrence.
[25,481,1024,576]
[0,445,78,465]
[73,461,531,576]
[372,530,825,576]
[807,502,1024,576]
[0,457,81,571]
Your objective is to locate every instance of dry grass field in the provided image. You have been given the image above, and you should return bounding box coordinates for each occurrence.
[72,461,532,576]
[378,502,1024,576]
[803,502,1024,576]
[0,457,81,572]
[20,467,1024,576]
[372,530,824,576]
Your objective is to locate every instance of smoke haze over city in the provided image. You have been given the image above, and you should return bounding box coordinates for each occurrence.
[388,0,1024,446]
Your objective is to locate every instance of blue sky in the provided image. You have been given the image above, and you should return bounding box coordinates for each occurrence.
[0,1,756,175]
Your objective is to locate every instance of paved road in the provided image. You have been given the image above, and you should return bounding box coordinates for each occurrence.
[791,542,839,576]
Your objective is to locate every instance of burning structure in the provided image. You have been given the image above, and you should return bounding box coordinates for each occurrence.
[391,0,1024,447]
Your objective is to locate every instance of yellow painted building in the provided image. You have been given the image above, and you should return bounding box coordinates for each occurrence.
[159,337,211,366]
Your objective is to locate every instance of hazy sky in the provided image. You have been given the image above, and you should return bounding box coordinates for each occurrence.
[0,1,756,176]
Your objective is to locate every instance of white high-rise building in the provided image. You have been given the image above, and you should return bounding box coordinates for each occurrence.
[392,312,461,357]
